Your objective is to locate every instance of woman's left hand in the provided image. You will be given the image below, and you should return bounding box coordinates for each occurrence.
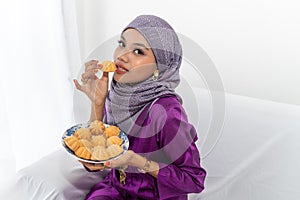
[106,150,135,168]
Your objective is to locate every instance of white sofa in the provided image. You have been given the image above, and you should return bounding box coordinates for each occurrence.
[8,88,300,200]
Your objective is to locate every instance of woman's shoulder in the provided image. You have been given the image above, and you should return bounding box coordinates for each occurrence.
[154,95,181,108]
[137,95,185,124]
[151,95,184,116]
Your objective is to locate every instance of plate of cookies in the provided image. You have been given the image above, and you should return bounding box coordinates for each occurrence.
[62,120,129,163]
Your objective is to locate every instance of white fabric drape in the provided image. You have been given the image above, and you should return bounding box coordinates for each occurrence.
[0,0,79,181]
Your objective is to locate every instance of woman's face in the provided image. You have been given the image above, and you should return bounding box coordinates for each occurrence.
[113,28,157,84]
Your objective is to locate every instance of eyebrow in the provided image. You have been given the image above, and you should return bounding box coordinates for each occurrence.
[132,43,150,51]
[120,35,150,51]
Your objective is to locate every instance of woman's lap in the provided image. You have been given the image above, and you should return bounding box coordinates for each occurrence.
[85,181,123,200]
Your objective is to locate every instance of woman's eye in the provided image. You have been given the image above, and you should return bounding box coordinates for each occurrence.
[117,40,125,47]
[133,49,144,55]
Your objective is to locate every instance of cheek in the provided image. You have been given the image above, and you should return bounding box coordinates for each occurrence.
[132,64,156,77]
[113,48,120,60]
[115,64,156,84]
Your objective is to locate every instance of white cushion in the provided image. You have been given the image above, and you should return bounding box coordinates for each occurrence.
[11,88,300,200]
[14,149,108,200]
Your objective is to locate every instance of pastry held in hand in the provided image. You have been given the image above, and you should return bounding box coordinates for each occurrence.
[101,60,117,72]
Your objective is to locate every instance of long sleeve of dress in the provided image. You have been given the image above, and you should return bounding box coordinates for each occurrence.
[153,101,206,200]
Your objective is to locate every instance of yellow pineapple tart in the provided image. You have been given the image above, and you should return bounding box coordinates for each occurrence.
[106,135,123,146]
[75,146,91,160]
[104,125,120,138]
[64,136,80,151]
[101,60,116,72]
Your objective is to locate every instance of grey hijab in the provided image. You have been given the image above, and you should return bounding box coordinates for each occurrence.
[105,15,182,133]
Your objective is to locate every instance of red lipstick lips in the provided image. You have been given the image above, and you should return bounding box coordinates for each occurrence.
[115,63,129,74]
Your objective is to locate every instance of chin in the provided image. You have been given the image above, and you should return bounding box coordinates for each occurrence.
[113,74,149,84]
[113,75,128,83]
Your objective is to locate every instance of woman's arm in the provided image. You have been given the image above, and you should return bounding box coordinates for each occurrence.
[128,152,160,178]
[73,60,109,122]
[152,101,206,199]
[90,102,104,122]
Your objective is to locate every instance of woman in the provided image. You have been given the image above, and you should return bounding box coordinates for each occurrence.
[74,15,206,200]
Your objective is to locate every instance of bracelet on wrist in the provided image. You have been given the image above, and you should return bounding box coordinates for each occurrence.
[138,157,151,173]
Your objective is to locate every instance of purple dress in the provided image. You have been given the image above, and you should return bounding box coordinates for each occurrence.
[85,96,206,200]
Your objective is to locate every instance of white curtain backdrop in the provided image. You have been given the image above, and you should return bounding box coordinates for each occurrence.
[0,0,80,188]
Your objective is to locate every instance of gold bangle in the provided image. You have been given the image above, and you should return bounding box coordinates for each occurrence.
[138,157,151,173]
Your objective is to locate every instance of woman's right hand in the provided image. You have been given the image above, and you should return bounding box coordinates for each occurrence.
[73,60,109,106]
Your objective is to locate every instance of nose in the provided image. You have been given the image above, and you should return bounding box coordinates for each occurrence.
[117,48,130,63]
